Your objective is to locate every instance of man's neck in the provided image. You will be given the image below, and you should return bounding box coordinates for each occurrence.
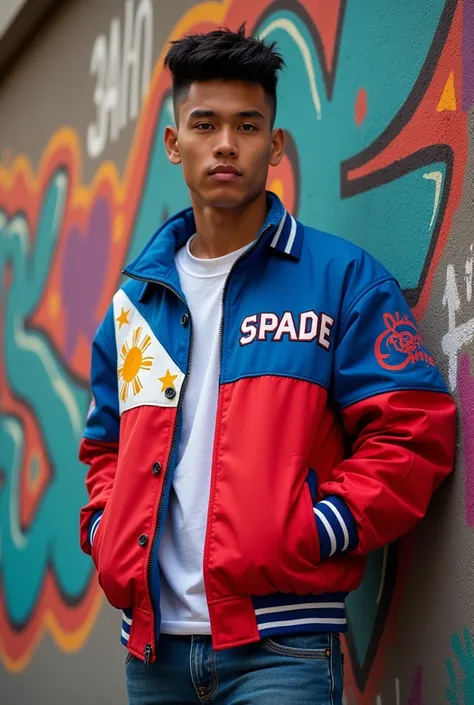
[189,191,267,259]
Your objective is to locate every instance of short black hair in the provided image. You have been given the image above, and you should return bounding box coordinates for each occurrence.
[164,23,285,125]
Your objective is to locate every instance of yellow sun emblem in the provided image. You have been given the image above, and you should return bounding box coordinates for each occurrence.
[118,326,154,402]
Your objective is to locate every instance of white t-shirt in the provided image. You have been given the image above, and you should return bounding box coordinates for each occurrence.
[158,235,251,634]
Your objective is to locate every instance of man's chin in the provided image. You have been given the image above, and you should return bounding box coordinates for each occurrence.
[205,197,245,209]
[196,185,258,210]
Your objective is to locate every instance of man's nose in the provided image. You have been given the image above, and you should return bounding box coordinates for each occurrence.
[213,128,238,158]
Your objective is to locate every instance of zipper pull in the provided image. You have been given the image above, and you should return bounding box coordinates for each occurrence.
[144,643,152,670]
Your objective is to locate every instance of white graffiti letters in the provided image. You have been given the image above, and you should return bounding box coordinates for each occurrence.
[87,0,153,159]
[442,245,474,391]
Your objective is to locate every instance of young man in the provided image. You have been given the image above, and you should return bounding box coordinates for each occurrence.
[79,26,456,704]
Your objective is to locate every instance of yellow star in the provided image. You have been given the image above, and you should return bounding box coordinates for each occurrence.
[158,369,179,392]
[116,307,130,329]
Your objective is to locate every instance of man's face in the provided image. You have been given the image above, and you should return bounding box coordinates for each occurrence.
[164,80,285,209]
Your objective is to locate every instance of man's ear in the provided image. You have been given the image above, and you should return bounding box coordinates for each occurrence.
[164,126,181,165]
[269,127,285,168]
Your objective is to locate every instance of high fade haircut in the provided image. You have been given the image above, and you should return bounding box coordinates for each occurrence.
[163,23,285,127]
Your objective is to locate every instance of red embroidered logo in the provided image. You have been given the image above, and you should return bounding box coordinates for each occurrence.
[374,312,436,370]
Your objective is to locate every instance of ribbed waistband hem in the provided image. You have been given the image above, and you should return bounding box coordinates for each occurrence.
[252,592,348,636]
[120,592,349,651]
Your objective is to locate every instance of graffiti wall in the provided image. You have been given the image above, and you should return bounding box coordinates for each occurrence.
[1,0,473,702]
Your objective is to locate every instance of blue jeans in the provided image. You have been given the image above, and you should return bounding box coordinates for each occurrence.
[126,632,344,704]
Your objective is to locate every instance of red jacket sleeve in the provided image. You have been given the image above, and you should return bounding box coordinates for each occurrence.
[318,277,456,555]
[319,389,455,554]
[79,305,120,556]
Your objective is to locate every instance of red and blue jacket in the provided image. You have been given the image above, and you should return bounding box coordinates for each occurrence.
[79,191,456,665]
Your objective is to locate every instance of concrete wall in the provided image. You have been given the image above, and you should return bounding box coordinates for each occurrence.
[0,0,472,703]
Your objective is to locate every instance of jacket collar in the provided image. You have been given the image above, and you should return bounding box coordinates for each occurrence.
[123,191,303,289]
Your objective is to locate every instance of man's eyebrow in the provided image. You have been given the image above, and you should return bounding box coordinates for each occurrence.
[188,109,216,119]
[236,110,265,120]
[187,109,266,120]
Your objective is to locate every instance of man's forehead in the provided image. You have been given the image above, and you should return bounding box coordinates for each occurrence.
[180,80,270,114]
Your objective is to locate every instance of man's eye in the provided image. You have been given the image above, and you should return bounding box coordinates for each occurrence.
[195,123,213,130]
[240,124,258,132]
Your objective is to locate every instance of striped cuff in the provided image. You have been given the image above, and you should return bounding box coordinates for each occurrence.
[89,510,104,547]
[313,496,358,560]
[121,608,133,646]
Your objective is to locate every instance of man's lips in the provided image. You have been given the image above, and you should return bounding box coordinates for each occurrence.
[208,165,242,181]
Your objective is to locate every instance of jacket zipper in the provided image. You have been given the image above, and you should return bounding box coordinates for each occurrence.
[123,272,194,666]
[144,642,152,670]
[124,218,274,661]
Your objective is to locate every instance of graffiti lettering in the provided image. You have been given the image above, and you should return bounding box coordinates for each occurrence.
[442,252,474,391]
[87,0,154,159]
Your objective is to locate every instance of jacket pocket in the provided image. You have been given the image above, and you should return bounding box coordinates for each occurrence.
[93,498,150,610]
[300,476,321,565]
[206,455,322,597]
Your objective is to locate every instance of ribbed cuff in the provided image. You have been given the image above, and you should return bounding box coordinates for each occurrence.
[89,510,104,546]
[313,496,358,560]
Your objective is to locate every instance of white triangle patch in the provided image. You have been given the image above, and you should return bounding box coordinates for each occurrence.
[113,290,185,415]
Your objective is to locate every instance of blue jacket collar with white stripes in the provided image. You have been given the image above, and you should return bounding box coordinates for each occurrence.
[123,191,304,296]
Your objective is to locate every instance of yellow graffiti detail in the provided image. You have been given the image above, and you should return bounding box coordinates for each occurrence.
[437,70,456,111]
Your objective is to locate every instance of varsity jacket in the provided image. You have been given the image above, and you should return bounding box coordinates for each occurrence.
[79,191,456,666]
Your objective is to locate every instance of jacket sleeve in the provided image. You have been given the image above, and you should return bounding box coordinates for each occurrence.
[79,305,120,556]
[313,276,456,559]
